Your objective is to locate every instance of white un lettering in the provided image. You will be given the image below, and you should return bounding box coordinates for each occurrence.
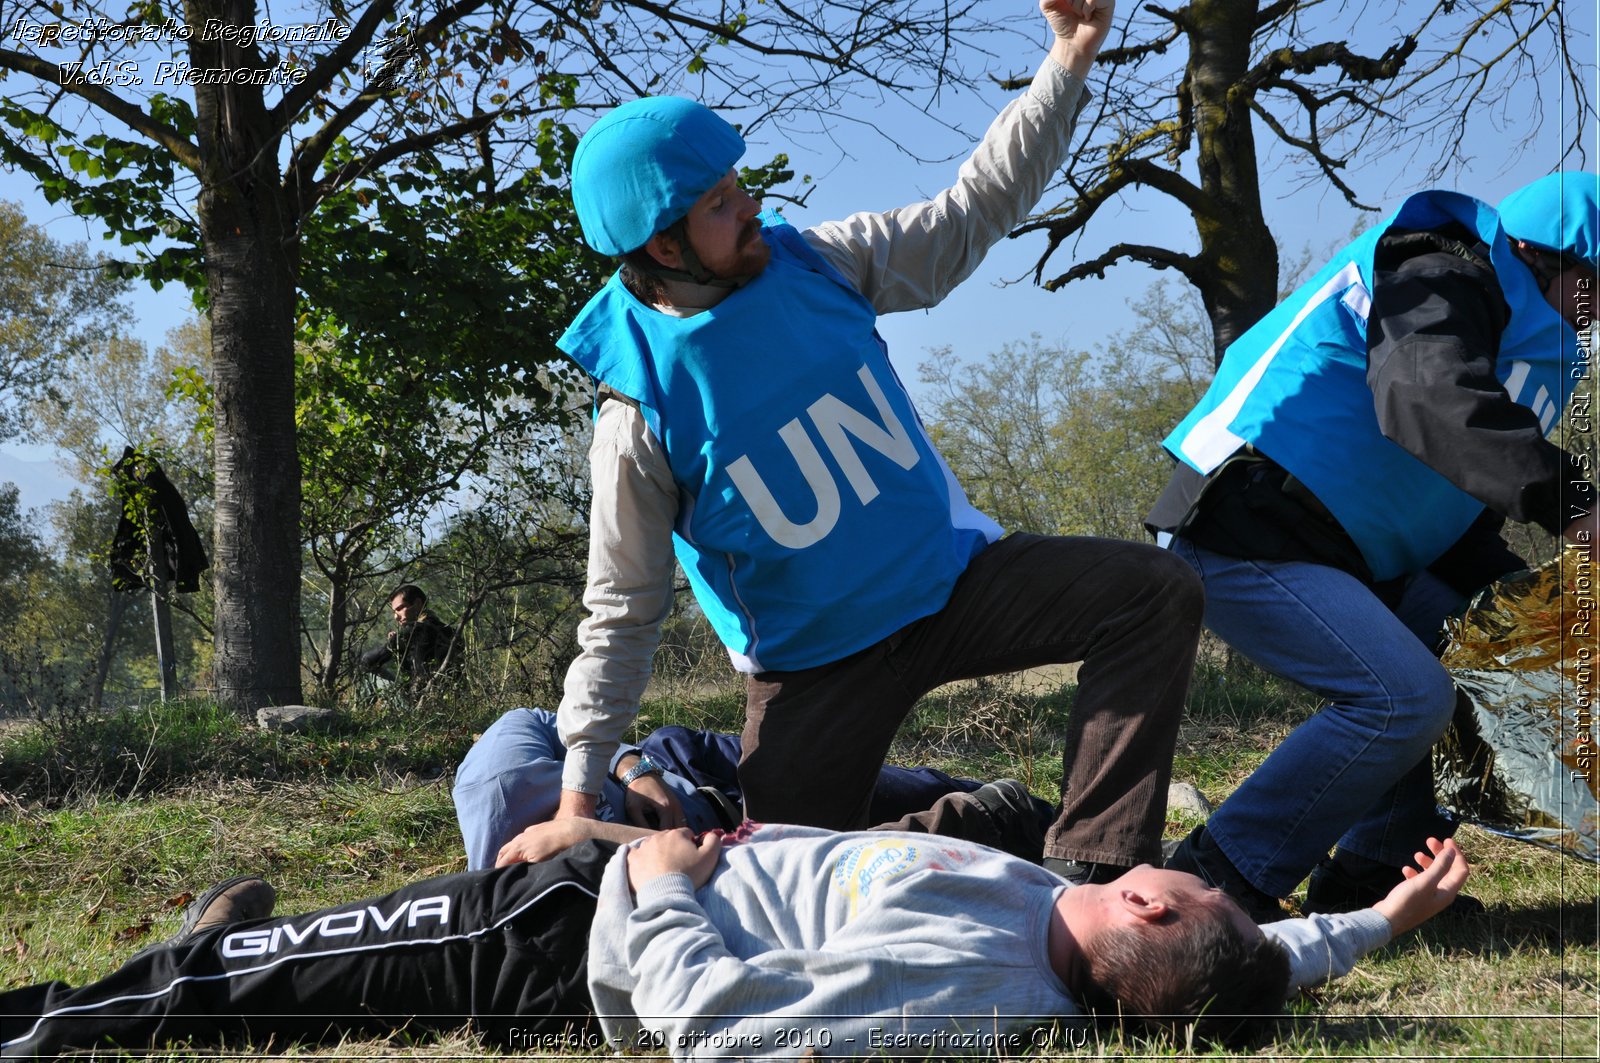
[1502,360,1558,433]
[726,365,920,549]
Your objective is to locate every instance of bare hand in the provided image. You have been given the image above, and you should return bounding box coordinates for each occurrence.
[496,820,588,868]
[1041,0,1116,79]
[555,788,600,821]
[1373,837,1471,936]
[623,773,688,830]
[626,827,723,894]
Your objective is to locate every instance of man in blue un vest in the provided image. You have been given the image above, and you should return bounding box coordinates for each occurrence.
[1153,172,1599,920]
[547,0,1205,886]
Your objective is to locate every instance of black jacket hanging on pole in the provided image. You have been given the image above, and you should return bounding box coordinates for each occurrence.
[108,447,210,593]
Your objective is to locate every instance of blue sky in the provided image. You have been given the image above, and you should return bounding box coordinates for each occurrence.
[3,3,1595,516]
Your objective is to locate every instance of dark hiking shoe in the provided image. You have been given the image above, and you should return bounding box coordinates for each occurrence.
[1304,851,1484,918]
[1164,824,1285,924]
[133,875,276,959]
[1042,857,1134,886]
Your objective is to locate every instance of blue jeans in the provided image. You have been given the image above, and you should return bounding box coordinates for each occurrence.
[453,708,721,870]
[454,710,1006,870]
[1171,538,1461,897]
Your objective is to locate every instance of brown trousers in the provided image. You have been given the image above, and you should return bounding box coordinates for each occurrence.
[738,534,1202,865]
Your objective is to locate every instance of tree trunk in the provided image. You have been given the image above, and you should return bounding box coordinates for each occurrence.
[317,562,352,705]
[1186,0,1280,364]
[89,588,128,714]
[189,0,303,708]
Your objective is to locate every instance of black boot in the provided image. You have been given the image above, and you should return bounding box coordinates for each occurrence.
[1305,849,1483,917]
[1163,825,1284,923]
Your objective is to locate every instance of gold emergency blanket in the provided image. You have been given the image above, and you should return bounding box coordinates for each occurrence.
[1436,554,1599,861]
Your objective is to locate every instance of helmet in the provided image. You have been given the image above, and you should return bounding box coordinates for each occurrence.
[1498,171,1600,268]
[571,96,746,256]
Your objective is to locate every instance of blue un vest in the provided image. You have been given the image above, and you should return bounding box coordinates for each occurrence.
[559,217,1000,672]
[1165,190,1582,581]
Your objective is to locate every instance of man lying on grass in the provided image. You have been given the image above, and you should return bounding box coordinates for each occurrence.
[4,823,1468,1059]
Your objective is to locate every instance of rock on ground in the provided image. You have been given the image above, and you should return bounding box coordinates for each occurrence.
[256,704,337,734]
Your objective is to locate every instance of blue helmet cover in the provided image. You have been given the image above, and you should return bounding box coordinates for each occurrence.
[571,96,746,256]
[1498,171,1600,268]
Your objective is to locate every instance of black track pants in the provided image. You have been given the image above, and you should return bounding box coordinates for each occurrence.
[1,841,616,1058]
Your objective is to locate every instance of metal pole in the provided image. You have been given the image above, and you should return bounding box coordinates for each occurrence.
[149,524,177,700]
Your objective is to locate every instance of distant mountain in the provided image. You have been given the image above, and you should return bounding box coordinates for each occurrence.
[0,447,75,514]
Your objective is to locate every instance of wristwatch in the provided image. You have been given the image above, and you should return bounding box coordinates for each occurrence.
[617,754,664,787]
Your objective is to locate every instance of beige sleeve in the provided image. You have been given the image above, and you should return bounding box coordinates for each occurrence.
[556,397,680,795]
[803,56,1087,313]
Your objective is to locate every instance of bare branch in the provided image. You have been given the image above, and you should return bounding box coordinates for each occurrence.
[1146,5,1188,30]
[1016,157,1207,291]
[610,0,928,89]
[1394,0,1548,93]
[1012,167,1137,243]
[1119,156,1209,217]
[1239,37,1418,95]
[1245,93,1375,211]
[1384,0,1585,173]
[1097,24,1181,66]
[1254,0,1299,30]
[1039,241,1201,292]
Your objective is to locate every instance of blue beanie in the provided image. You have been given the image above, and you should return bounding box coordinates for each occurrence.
[1498,171,1600,268]
[571,96,746,256]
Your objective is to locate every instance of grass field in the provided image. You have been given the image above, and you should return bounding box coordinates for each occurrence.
[2,661,1596,1060]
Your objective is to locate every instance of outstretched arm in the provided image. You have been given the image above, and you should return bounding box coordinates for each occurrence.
[496,818,655,867]
[1373,837,1471,935]
[804,0,1117,313]
[556,399,681,818]
[1263,838,1471,991]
